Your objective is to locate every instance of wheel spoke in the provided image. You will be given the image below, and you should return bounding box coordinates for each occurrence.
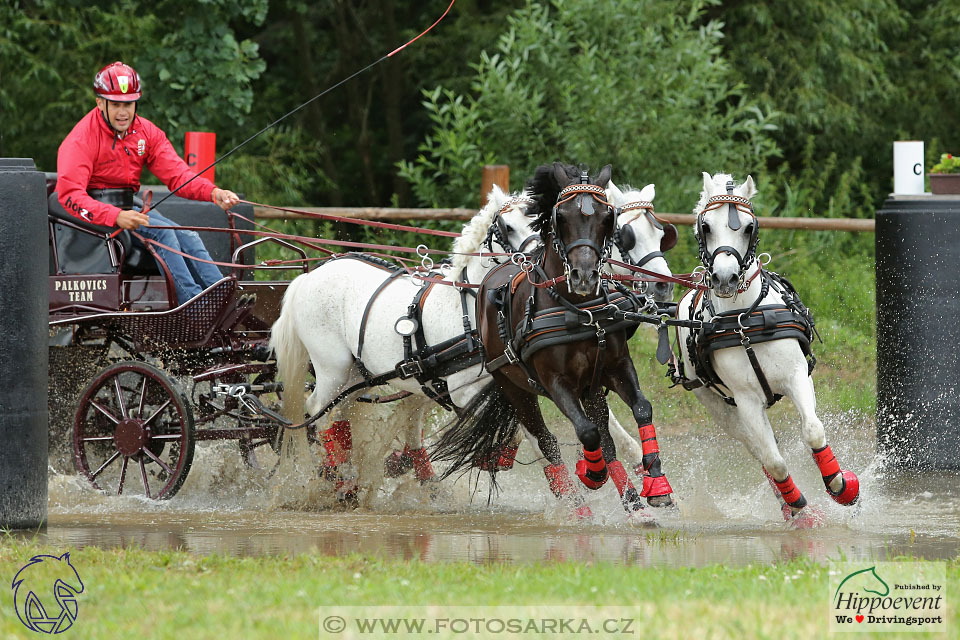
[141,399,172,428]
[80,435,115,442]
[89,400,121,424]
[139,457,152,499]
[149,433,183,441]
[137,376,149,418]
[91,451,121,479]
[117,456,129,495]
[141,446,174,476]
[113,376,129,419]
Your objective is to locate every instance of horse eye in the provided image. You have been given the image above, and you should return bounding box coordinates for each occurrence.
[744,223,754,235]
[701,222,711,235]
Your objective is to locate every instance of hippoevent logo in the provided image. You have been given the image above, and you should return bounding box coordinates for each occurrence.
[11,552,85,634]
[830,561,945,633]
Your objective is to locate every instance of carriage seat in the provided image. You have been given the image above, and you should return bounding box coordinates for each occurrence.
[48,192,159,276]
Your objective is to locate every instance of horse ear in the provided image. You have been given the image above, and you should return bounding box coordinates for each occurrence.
[639,183,655,201]
[553,162,571,187]
[606,181,623,202]
[595,164,612,187]
[741,175,757,199]
[702,171,713,196]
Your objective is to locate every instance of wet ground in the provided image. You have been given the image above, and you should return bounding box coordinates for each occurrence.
[24,409,960,567]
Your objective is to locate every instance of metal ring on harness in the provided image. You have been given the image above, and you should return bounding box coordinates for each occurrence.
[582,308,595,326]
[758,252,772,266]
[416,244,434,271]
[737,312,748,330]
[511,252,525,266]
[521,259,534,274]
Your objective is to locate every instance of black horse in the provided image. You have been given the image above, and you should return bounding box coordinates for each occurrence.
[432,162,673,518]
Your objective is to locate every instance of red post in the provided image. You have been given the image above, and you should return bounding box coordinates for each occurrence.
[184,132,216,183]
[480,165,510,207]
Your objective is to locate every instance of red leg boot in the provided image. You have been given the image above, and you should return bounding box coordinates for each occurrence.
[637,424,673,506]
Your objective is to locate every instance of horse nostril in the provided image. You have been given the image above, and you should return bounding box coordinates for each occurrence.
[727,273,739,287]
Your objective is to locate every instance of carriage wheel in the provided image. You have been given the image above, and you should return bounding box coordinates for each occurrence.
[73,361,195,500]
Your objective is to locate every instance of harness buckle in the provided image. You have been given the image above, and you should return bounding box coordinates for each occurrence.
[398,359,424,379]
[503,344,520,365]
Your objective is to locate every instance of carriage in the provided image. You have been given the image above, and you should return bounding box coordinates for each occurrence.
[46,175,306,500]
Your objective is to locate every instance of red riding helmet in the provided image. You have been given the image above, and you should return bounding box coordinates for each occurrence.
[93,62,142,102]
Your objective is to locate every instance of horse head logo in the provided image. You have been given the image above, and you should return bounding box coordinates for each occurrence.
[835,565,890,601]
[12,552,84,634]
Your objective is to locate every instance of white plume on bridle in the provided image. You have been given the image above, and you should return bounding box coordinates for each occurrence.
[450,184,531,273]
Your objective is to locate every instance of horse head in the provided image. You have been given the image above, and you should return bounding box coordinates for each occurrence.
[694,171,758,298]
[606,181,676,302]
[529,162,615,297]
[451,184,538,276]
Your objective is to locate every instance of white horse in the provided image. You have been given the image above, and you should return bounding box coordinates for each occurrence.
[672,172,860,526]
[270,186,538,502]
[600,181,679,505]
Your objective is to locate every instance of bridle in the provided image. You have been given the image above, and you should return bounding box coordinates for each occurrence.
[549,173,616,292]
[485,195,540,258]
[695,181,759,290]
[614,200,679,270]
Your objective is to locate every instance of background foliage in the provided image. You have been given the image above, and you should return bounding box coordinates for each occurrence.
[4,0,959,416]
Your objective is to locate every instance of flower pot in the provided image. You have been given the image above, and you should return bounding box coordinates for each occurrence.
[930,173,960,195]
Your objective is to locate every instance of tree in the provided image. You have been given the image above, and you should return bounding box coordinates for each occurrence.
[0,0,266,171]
[398,0,781,212]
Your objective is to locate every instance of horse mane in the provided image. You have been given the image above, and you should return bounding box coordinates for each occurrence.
[527,162,583,234]
[450,185,510,272]
[693,172,735,214]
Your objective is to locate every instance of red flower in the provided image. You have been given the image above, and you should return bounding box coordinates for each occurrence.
[949,154,954,159]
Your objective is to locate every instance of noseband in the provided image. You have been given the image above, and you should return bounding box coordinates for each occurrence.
[549,174,615,291]
[696,181,759,288]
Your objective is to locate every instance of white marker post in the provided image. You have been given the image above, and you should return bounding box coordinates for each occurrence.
[893,140,925,195]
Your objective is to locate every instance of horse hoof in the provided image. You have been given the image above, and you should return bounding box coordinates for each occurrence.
[646,494,674,508]
[788,506,825,529]
[384,449,413,478]
[641,474,674,506]
[828,470,860,506]
[621,487,645,513]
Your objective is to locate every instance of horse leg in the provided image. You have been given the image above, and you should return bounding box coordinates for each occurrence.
[605,367,673,507]
[606,408,645,479]
[584,392,644,513]
[732,395,814,523]
[543,380,611,494]
[502,383,591,519]
[383,397,437,483]
[789,375,860,506]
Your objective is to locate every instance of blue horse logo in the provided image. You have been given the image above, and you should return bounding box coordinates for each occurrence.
[11,552,84,634]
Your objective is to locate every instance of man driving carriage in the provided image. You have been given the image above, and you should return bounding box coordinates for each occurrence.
[56,61,241,304]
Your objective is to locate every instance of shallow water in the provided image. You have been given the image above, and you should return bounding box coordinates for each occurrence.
[22,410,960,566]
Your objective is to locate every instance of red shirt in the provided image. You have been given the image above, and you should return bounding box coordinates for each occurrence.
[57,108,217,226]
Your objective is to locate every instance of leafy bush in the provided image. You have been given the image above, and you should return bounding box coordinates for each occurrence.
[399,0,781,212]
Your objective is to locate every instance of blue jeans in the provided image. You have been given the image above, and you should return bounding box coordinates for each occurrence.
[134,210,223,304]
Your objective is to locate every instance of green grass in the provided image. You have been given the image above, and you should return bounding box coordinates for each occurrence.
[1,539,955,639]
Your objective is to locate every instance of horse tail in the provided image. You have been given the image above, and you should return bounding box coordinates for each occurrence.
[270,273,310,424]
[430,381,519,486]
